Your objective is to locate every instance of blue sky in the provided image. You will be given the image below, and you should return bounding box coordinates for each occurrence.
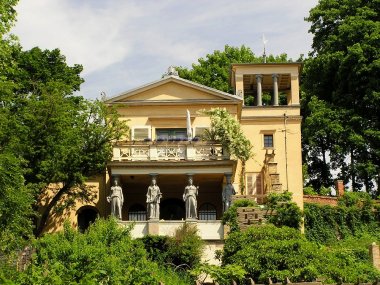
[12,0,318,99]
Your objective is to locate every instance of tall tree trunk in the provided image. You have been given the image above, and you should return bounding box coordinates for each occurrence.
[240,160,246,195]
[351,149,356,192]
[34,183,72,237]
[321,144,329,187]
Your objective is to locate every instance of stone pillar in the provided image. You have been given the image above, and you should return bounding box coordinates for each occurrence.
[256,74,263,106]
[369,242,380,270]
[272,74,279,106]
[235,74,244,102]
[335,180,345,197]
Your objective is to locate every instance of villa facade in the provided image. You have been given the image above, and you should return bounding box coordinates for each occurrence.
[43,63,303,244]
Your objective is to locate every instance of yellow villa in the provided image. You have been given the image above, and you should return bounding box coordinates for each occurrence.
[44,63,303,244]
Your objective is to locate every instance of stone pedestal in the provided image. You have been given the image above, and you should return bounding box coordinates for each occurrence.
[147,220,159,235]
[369,242,380,270]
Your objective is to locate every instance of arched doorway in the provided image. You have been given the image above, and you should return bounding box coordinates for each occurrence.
[160,198,185,220]
[77,206,98,233]
[128,204,147,221]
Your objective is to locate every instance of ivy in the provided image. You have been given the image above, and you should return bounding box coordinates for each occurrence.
[202,108,253,194]
[304,192,380,244]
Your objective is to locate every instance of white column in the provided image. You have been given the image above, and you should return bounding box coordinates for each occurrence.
[256,74,263,106]
[272,74,279,106]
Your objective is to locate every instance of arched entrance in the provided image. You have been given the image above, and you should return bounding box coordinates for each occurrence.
[160,198,185,220]
[77,206,98,233]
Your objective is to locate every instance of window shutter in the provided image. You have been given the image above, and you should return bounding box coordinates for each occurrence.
[133,128,150,140]
[246,173,263,196]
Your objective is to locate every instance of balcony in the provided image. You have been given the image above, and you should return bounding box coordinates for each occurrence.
[112,141,230,162]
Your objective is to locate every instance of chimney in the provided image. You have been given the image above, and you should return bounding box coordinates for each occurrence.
[335,180,345,197]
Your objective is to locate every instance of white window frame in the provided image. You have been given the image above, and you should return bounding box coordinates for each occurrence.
[260,130,275,149]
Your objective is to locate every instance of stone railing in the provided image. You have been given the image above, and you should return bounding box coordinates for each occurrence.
[112,141,229,162]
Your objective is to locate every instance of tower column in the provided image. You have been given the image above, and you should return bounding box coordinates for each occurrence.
[256,74,263,106]
[272,74,279,106]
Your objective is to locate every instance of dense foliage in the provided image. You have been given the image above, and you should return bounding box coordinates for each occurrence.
[203,108,253,194]
[305,192,380,244]
[266,192,303,230]
[302,0,380,193]
[140,223,204,269]
[221,224,380,283]
[0,0,129,238]
[0,154,34,254]
[222,193,302,233]
[1,219,192,285]
[177,45,291,94]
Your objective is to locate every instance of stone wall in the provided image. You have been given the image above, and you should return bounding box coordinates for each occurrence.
[303,195,338,206]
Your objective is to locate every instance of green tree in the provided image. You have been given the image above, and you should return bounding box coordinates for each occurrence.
[0,153,34,254]
[303,0,380,193]
[20,89,128,236]
[0,0,35,255]
[177,45,291,94]
[302,96,345,190]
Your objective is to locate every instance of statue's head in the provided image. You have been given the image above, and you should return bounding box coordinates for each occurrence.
[188,177,193,185]
[113,178,119,186]
[152,177,157,185]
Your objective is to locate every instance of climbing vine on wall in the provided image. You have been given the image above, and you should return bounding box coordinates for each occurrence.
[202,108,253,194]
[304,192,380,244]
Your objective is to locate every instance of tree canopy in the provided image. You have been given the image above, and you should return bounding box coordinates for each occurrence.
[177,45,291,94]
[302,0,380,193]
[0,2,129,239]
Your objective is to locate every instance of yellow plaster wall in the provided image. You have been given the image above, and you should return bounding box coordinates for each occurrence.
[42,174,107,233]
[236,110,303,209]
[123,82,225,101]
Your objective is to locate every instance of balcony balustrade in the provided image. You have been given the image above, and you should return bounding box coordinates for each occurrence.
[112,141,229,162]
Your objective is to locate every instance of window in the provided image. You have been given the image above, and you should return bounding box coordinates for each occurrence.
[156,128,187,141]
[128,204,147,221]
[198,203,217,220]
[263,134,274,148]
[132,127,150,141]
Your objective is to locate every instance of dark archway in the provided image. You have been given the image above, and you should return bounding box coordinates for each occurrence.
[77,206,98,233]
[198,203,217,220]
[128,204,147,221]
[160,198,185,220]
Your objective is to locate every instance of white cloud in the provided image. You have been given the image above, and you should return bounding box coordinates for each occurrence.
[12,0,318,98]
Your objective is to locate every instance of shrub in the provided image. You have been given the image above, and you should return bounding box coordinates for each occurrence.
[139,235,170,263]
[139,223,204,270]
[166,223,204,269]
[191,263,246,285]
[13,219,192,285]
[221,224,380,283]
[266,192,303,229]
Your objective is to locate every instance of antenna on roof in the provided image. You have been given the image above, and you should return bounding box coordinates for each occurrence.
[262,34,268,63]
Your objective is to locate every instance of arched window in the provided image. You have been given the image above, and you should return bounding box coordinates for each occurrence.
[77,206,99,233]
[198,203,217,220]
[128,204,147,221]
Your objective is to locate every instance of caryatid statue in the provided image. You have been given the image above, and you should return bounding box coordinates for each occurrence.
[222,173,236,212]
[107,178,124,220]
[183,175,199,219]
[146,176,162,220]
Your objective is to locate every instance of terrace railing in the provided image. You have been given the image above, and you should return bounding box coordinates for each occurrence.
[112,141,229,162]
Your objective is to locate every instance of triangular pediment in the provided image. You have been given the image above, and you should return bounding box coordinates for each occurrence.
[105,76,242,104]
